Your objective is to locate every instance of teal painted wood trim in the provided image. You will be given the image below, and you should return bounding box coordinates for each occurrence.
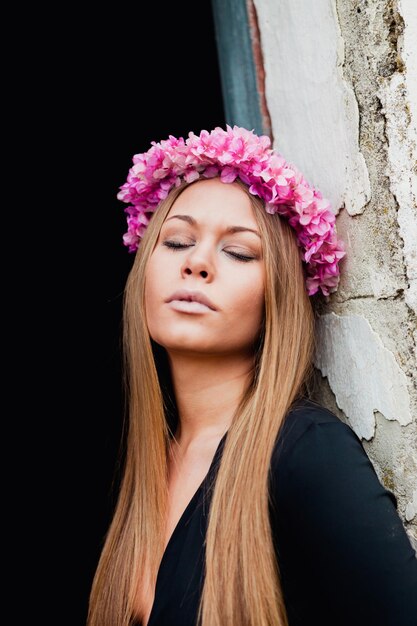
[211,0,266,136]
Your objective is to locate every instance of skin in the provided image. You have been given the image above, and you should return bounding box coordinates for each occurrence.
[138,178,266,624]
[144,176,265,469]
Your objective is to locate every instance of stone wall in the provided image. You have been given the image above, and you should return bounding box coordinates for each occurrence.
[252,0,417,548]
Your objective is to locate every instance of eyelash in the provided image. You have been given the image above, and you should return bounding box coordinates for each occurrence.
[162,240,255,262]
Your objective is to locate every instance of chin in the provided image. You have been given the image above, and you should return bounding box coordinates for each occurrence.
[158,336,217,353]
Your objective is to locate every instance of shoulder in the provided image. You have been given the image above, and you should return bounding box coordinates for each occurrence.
[269,396,396,509]
[277,395,346,438]
[271,396,358,472]
[268,398,417,625]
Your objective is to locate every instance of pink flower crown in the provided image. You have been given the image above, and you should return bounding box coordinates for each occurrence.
[117,125,346,297]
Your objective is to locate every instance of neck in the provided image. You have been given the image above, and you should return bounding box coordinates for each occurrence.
[166,350,254,446]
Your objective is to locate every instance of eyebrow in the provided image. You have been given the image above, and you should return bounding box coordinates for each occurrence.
[165,214,261,238]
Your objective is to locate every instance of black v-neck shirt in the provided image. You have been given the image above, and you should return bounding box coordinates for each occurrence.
[135,398,417,626]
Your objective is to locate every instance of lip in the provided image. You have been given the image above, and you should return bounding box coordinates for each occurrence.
[165,289,217,312]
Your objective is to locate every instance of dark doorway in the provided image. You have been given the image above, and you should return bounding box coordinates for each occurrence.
[68,3,225,624]
[8,0,224,621]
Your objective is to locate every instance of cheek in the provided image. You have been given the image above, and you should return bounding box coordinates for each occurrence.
[228,275,265,332]
[243,287,264,322]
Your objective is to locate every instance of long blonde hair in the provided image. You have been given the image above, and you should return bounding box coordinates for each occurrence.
[87,179,316,626]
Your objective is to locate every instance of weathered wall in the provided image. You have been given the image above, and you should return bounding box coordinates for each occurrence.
[253,0,417,548]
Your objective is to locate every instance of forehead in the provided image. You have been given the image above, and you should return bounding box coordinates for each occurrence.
[165,178,257,228]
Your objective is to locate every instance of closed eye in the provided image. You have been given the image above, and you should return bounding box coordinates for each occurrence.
[162,240,193,250]
[225,250,256,262]
[162,240,257,262]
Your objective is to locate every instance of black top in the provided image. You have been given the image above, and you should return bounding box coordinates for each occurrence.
[137,398,417,626]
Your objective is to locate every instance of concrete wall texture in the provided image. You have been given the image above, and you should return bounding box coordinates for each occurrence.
[251,0,417,547]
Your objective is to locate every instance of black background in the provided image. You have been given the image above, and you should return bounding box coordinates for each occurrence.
[83,1,224,624]
[81,1,224,624]
[18,1,225,623]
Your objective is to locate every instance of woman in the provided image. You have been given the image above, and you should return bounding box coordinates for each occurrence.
[87,126,417,626]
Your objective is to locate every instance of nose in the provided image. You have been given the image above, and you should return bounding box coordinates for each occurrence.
[181,246,214,282]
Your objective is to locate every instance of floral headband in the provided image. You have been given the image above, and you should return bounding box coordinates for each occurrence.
[117,125,346,296]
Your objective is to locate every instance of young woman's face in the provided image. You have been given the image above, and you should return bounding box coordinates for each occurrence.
[144,178,265,357]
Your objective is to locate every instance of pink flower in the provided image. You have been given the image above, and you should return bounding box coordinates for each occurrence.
[117,125,346,297]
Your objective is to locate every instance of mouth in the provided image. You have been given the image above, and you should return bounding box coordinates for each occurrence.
[165,290,217,312]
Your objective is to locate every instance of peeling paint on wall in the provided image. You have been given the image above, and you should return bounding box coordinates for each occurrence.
[313,312,412,439]
[253,0,371,216]
[377,0,417,314]
[406,488,417,522]
[253,0,417,535]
